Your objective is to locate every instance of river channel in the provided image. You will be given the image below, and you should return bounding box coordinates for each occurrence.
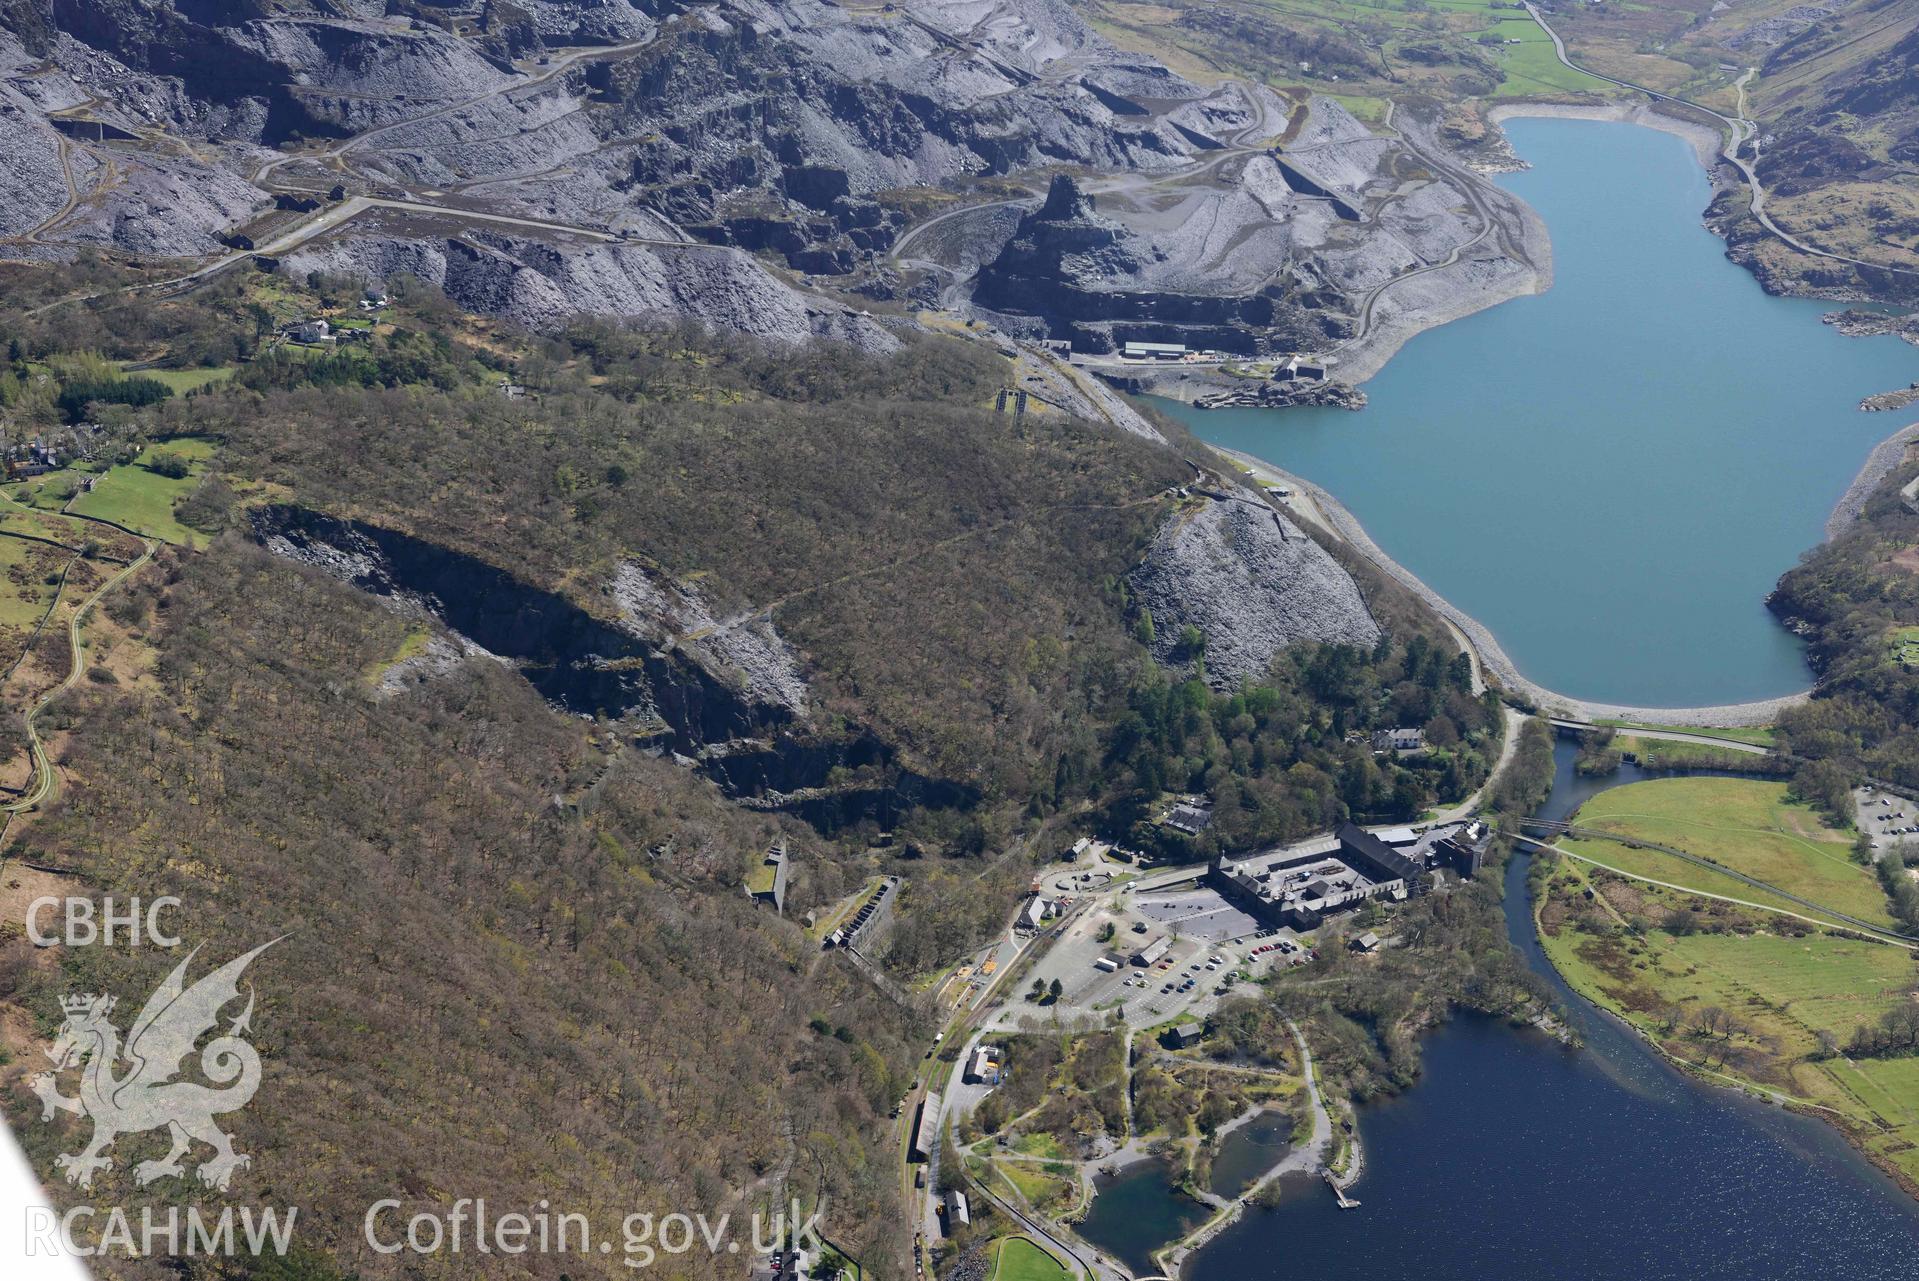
[1075,744,1919,1278]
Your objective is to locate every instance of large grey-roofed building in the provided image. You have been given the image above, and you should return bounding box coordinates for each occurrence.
[1123,341,1187,360]
[912,1092,942,1163]
[831,876,901,952]
[1211,823,1420,930]
[1335,823,1421,883]
[1162,797,1215,835]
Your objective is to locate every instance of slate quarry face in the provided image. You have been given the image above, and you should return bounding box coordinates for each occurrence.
[0,0,1517,348]
[250,504,976,832]
[1128,496,1380,690]
[964,96,1497,357]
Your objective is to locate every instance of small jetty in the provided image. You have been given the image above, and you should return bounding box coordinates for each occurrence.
[1326,1173,1360,1210]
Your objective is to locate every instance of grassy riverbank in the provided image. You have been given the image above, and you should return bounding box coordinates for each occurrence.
[1609,734,1793,775]
[1535,777,1919,1193]
[1573,778,1894,926]
[1597,720,1778,747]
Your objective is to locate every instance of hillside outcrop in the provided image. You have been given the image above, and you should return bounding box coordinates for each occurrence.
[250,504,965,829]
[1706,7,1919,300]
[279,229,899,349]
[1128,494,1380,689]
[0,0,1541,350]
[968,98,1495,356]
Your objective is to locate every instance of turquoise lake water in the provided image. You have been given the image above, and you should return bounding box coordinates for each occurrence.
[1166,117,1919,708]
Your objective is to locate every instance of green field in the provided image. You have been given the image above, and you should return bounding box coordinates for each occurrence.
[1488,17,1608,96]
[6,471,85,513]
[1536,776,1919,1187]
[1598,721,1778,748]
[1610,735,1784,773]
[1539,855,1919,1186]
[1606,929,1906,1038]
[992,1159,1077,1214]
[0,493,106,543]
[989,1236,1072,1281]
[1089,0,1614,102]
[0,533,69,631]
[745,857,780,895]
[1553,835,1859,930]
[1821,1054,1919,1184]
[68,437,218,547]
[1573,777,1891,926]
[1324,92,1391,123]
[120,365,234,394]
[1009,1132,1067,1160]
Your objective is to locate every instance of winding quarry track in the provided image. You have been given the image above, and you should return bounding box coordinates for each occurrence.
[250,36,658,188]
[1524,2,1919,280]
[29,193,721,316]
[31,37,689,314]
[1326,101,1507,360]
[3,525,156,814]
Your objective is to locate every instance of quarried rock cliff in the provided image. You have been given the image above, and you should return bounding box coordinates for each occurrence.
[1128,494,1379,689]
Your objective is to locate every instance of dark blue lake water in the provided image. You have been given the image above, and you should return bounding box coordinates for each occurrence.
[1178,742,1919,1280]
[1075,746,1919,1278]
[1207,1109,1291,1199]
[1076,1157,1206,1276]
[1166,117,1919,708]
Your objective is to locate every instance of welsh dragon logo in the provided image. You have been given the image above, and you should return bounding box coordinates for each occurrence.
[28,940,278,1191]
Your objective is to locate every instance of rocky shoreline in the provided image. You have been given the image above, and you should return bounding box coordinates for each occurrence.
[1825,416,1919,540]
[1487,100,1726,172]
[1826,309,1919,348]
[1861,384,1919,414]
[1192,380,1367,411]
